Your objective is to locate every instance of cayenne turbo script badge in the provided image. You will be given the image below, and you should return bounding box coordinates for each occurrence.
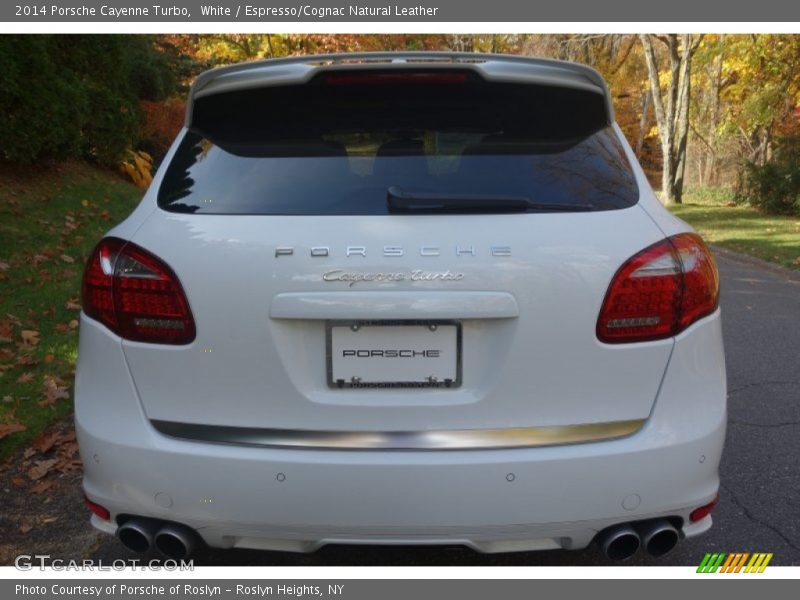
[323,269,465,286]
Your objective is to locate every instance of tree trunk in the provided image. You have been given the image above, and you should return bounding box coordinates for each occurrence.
[640,34,676,203]
[704,48,723,186]
[672,34,695,203]
[635,89,651,157]
[266,34,275,58]
[640,34,703,205]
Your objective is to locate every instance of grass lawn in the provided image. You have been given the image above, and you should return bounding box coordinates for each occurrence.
[0,163,141,462]
[669,187,800,270]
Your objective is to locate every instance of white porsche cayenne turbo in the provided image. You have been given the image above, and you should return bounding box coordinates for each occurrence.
[76,52,725,562]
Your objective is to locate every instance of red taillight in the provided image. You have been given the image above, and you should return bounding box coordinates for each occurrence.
[597,233,719,343]
[690,496,719,522]
[84,495,111,521]
[82,238,196,344]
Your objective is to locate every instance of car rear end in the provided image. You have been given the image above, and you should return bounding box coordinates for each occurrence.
[75,53,725,561]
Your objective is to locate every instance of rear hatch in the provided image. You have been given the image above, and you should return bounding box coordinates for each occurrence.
[121,62,673,436]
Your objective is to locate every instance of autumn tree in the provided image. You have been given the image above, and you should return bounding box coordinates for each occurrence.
[721,35,800,167]
[689,35,728,186]
[640,34,704,204]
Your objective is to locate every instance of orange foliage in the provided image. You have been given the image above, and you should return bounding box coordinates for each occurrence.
[140,98,186,158]
[119,150,154,189]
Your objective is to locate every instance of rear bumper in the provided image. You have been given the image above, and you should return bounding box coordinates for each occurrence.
[75,312,726,554]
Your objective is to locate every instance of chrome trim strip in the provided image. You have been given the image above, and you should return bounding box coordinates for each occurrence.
[270,291,520,320]
[150,419,645,451]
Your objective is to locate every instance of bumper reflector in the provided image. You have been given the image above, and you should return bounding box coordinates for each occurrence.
[85,495,111,521]
[690,495,719,522]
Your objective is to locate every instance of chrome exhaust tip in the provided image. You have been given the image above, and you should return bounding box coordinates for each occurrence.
[636,519,680,558]
[597,523,641,561]
[154,523,198,560]
[117,518,160,554]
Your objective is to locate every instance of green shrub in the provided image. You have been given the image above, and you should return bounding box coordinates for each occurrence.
[683,186,736,206]
[738,138,800,216]
[0,35,174,167]
[0,37,86,163]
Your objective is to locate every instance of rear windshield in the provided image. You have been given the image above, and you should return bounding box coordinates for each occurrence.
[159,72,638,215]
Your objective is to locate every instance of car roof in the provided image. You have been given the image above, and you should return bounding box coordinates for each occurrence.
[185,52,614,127]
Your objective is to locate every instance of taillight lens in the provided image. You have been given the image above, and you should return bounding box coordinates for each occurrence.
[597,233,719,343]
[82,238,196,344]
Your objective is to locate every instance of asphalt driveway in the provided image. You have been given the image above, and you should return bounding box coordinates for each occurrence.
[2,248,798,566]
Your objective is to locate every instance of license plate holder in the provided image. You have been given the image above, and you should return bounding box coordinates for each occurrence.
[326,320,462,389]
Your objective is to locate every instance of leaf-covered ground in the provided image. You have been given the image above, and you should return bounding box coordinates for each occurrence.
[0,416,101,563]
[0,162,141,465]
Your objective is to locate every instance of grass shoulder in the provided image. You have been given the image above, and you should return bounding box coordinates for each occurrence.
[0,162,141,462]
[668,187,800,270]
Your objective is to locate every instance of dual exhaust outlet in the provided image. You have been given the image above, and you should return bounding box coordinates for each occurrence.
[117,518,199,560]
[597,519,680,561]
[119,515,678,560]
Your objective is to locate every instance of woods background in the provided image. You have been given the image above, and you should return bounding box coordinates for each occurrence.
[1,33,799,215]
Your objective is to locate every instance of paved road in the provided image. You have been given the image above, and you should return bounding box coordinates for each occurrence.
[3,249,798,566]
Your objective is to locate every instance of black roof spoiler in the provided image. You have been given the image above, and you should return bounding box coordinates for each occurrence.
[185,52,614,128]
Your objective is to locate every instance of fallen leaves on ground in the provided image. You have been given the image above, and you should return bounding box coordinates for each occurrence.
[31,480,56,495]
[20,330,39,347]
[15,354,38,367]
[33,431,62,454]
[39,376,70,408]
[65,298,81,310]
[0,319,14,342]
[27,458,59,481]
[16,372,34,384]
[27,428,76,460]
[0,422,27,440]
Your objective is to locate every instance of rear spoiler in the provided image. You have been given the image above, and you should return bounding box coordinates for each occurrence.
[185,52,614,128]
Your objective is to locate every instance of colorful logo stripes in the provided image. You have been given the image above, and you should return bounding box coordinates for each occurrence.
[697,552,773,573]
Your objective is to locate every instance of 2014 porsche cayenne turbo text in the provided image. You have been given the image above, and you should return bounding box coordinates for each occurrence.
[26,4,439,19]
